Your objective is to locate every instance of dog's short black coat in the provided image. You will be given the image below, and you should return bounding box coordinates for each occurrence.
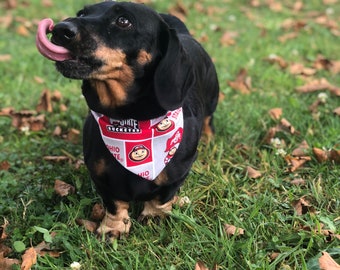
[51,1,219,237]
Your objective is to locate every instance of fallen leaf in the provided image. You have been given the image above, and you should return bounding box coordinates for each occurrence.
[333,107,340,116]
[76,219,98,233]
[36,89,52,113]
[224,224,245,236]
[280,118,297,134]
[5,0,17,9]
[0,219,9,240]
[0,12,13,29]
[0,161,10,171]
[289,63,316,76]
[0,54,11,62]
[53,126,62,136]
[292,140,310,156]
[91,203,105,221]
[313,147,329,163]
[51,90,62,102]
[195,261,210,270]
[292,196,315,215]
[278,32,298,43]
[54,180,75,197]
[296,78,340,96]
[228,68,252,94]
[281,18,306,31]
[168,1,187,22]
[16,25,29,37]
[21,247,37,270]
[246,166,262,179]
[290,178,306,186]
[268,108,282,120]
[66,128,80,144]
[285,155,311,172]
[220,31,238,46]
[319,251,340,270]
[0,252,20,270]
[264,55,288,68]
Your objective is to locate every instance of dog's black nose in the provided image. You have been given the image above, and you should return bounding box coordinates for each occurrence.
[52,21,78,46]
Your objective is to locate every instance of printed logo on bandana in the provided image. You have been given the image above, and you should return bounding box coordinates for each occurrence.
[107,119,141,133]
[91,108,184,181]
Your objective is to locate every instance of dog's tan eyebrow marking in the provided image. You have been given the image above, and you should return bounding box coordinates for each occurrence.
[137,50,152,65]
[89,47,134,108]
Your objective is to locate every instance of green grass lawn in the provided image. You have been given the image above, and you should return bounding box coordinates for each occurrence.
[1,0,339,269]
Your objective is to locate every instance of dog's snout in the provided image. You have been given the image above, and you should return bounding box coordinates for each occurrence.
[52,21,78,45]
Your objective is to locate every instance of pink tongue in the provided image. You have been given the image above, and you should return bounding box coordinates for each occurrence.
[36,18,72,61]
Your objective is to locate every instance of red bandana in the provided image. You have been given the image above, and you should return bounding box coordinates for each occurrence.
[91,108,184,180]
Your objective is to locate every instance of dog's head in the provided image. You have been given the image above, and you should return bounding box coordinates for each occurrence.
[40,1,194,116]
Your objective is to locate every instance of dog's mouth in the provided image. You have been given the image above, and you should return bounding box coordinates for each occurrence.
[36,18,72,62]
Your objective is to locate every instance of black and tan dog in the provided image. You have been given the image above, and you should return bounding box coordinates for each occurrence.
[36,1,219,238]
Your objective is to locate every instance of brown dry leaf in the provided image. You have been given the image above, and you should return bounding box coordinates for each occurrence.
[0,219,9,240]
[264,55,288,68]
[278,32,298,43]
[292,140,310,156]
[312,55,340,74]
[220,31,238,46]
[41,0,53,7]
[262,126,278,144]
[246,166,262,179]
[314,15,338,30]
[54,179,75,197]
[296,78,340,96]
[292,1,303,12]
[290,178,306,186]
[195,261,210,270]
[268,1,282,12]
[66,128,80,144]
[319,251,340,270]
[313,147,329,163]
[59,103,68,112]
[285,155,311,172]
[168,1,187,22]
[53,126,62,136]
[228,68,252,94]
[329,149,340,164]
[0,54,11,62]
[36,89,52,113]
[51,90,62,102]
[292,196,315,215]
[0,12,13,29]
[0,252,20,270]
[9,111,46,132]
[224,224,245,236]
[289,63,316,76]
[333,107,340,116]
[91,203,106,221]
[76,219,98,233]
[21,247,37,270]
[16,25,29,37]
[281,18,306,31]
[268,108,282,120]
[280,118,297,135]
[0,161,10,171]
[5,0,17,9]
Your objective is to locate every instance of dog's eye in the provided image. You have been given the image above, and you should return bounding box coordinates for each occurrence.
[77,10,86,17]
[116,16,132,29]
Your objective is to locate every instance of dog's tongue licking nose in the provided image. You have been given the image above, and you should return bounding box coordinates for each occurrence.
[36,18,72,61]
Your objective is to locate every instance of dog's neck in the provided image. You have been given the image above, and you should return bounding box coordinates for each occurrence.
[82,79,167,120]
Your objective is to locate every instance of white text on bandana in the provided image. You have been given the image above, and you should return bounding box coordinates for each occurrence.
[91,108,184,180]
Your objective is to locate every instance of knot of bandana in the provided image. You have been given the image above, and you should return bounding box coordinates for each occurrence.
[91,108,184,180]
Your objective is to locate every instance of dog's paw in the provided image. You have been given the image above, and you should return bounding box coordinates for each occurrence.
[96,211,131,241]
[138,197,176,223]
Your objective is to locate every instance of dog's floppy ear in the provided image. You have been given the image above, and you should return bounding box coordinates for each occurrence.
[154,25,195,111]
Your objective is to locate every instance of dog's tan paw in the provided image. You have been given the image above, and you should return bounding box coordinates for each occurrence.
[138,197,176,222]
[96,201,131,240]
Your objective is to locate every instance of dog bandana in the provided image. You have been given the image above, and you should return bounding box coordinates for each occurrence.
[91,108,184,180]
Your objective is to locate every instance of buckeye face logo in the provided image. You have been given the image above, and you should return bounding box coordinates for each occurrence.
[129,145,150,162]
[156,118,173,132]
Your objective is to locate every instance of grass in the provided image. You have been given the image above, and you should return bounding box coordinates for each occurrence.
[1,0,340,269]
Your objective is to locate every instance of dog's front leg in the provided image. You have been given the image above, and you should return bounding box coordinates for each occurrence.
[97,200,131,240]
